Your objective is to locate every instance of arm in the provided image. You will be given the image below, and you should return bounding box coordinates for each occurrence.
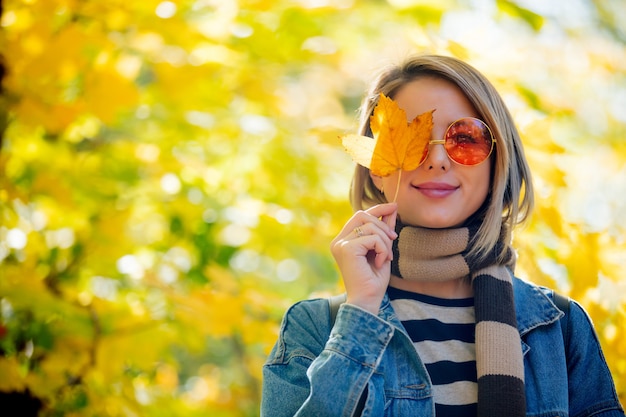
[262,203,399,417]
[261,301,394,417]
[566,300,625,417]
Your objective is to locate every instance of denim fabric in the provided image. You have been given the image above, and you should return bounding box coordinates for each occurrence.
[261,276,625,417]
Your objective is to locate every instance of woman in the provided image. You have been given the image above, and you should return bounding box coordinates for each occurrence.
[261,54,624,417]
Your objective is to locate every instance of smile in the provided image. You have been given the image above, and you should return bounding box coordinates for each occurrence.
[414,182,459,198]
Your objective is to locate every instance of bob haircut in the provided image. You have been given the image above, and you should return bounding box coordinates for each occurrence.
[350,54,534,262]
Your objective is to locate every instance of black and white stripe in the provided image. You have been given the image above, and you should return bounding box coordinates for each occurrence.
[388,287,477,417]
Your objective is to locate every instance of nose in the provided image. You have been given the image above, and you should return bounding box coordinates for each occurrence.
[423,138,450,170]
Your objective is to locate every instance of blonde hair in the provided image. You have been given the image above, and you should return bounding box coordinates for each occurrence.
[350,54,534,262]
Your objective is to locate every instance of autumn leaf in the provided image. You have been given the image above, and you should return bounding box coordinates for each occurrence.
[342,93,434,201]
[342,93,433,176]
[370,94,433,176]
[341,132,376,169]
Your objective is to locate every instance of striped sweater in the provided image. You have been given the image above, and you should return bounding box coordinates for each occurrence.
[387,286,477,417]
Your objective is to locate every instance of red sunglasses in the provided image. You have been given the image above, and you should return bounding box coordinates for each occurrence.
[418,117,495,166]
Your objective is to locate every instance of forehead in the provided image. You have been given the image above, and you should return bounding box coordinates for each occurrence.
[392,77,479,124]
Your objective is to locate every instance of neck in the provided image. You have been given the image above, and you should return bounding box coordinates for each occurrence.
[389,274,473,299]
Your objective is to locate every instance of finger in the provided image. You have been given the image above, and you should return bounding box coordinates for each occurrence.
[352,222,392,250]
[352,208,396,261]
[365,202,397,219]
[364,203,398,239]
[369,234,393,269]
[375,250,391,270]
[338,210,388,240]
[332,203,398,253]
[353,224,365,238]
[332,234,391,277]
[381,205,398,232]
[353,233,392,267]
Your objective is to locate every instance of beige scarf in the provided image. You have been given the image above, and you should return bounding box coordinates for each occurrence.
[391,222,526,417]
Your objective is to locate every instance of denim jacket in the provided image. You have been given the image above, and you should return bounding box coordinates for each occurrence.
[262,277,625,417]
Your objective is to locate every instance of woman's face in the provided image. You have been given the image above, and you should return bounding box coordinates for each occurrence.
[372,77,492,228]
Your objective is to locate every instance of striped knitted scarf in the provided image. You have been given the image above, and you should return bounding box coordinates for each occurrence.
[391,222,526,417]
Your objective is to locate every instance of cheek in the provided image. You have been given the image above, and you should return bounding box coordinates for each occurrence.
[381,173,400,190]
[472,165,492,204]
[371,171,392,190]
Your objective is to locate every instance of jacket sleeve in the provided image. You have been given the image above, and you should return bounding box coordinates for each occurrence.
[566,300,625,417]
[261,300,395,417]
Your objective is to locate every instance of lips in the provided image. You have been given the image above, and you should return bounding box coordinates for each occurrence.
[414,182,459,198]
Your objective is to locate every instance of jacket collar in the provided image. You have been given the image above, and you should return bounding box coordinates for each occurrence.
[512,276,563,336]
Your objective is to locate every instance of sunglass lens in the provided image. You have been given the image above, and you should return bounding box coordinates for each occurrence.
[445,118,493,165]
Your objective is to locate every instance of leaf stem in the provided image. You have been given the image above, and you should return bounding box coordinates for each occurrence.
[392,170,402,203]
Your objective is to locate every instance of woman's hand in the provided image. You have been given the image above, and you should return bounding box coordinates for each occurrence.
[330,203,398,314]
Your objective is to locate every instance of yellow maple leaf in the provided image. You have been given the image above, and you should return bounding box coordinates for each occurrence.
[342,93,434,201]
[370,94,433,176]
[342,93,433,177]
[341,132,376,169]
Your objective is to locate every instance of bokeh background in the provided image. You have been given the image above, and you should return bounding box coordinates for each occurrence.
[1,0,625,415]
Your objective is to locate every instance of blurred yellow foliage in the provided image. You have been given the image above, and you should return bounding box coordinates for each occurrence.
[1,0,625,415]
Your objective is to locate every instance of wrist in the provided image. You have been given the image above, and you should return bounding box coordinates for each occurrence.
[346,295,383,315]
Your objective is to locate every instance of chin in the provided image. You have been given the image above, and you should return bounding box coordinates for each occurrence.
[402,217,465,229]
[425,221,463,229]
